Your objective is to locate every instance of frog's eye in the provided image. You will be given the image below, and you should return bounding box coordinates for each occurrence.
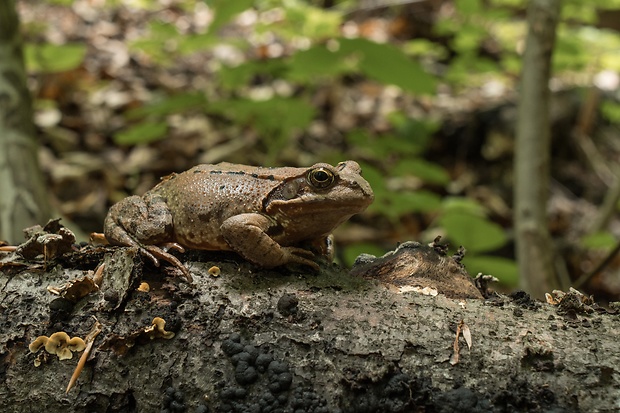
[307,167,335,189]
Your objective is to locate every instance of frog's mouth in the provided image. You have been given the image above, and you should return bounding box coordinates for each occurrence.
[268,193,373,216]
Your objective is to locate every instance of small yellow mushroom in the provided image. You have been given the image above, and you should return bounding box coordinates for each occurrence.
[29,332,85,361]
[137,282,150,292]
[208,266,221,277]
[149,317,175,339]
[29,336,49,353]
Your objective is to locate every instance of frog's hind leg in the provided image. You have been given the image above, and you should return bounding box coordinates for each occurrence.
[104,222,193,283]
[104,195,192,282]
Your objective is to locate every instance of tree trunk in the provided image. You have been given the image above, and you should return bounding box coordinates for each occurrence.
[0,0,52,244]
[0,240,618,413]
[514,0,562,299]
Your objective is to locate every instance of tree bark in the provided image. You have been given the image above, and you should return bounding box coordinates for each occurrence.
[514,0,562,299]
[1,242,618,413]
[0,0,52,244]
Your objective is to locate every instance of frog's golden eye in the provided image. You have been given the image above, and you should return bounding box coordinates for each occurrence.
[307,167,335,189]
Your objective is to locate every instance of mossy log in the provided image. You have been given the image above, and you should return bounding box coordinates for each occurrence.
[0,238,618,413]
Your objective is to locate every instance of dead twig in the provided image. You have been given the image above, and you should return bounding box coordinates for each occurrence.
[67,319,102,393]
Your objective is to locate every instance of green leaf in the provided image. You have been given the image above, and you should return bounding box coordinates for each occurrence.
[287,45,348,82]
[601,101,620,123]
[392,159,451,186]
[284,4,341,39]
[452,25,487,54]
[113,121,168,145]
[439,211,507,253]
[404,39,449,60]
[207,0,254,34]
[440,197,486,216]
[345,130,386,157]
[338,38,436,94]
[553,30,588,71]
[177,33,219,55]
[219,60,287,89]
[24,43,86,73]
[208,97,315,139]
[462,255,519,287]
[387,190,442,218]
[455,0,482,14]
[130,21,181,61]
[581,231,617,249]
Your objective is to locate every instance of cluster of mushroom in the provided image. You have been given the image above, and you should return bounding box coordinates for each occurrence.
[29,332,85,361]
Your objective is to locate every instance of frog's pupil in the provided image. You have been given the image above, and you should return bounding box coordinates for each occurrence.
[315,171,328,182]
[308,168,334,189]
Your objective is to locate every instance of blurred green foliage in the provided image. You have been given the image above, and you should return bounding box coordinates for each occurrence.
[581,231,617,249]
[24,43,87,73]
[22,0,620,286]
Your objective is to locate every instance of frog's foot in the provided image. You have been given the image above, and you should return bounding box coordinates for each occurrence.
[143,245,193,283]
[159,242,186,254]
[282,247,320,271]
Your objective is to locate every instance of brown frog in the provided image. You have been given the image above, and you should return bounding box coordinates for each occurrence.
[104,161,374,281]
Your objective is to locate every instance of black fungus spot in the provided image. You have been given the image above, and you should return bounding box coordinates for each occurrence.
[435,387,493,413]
[509,290,540,311]
[221,387,248,400]
[230,351,253,366]
[290,387,332,413]
[49,297,74,313]
[255,353,273,374]
[244,345,259,363]
[170,400,185,413]
[343,372,417,413]
[267,360,289,375]
[219,334,304,412]
[267,361,293,393]
[270,372,292,393]
[103,290,119,303]
[161,386,186,413]
[222,335,245,357]
[195,405,209,413]
[235,361,258,385]
[384,374,410,396]
[277,294,299,317]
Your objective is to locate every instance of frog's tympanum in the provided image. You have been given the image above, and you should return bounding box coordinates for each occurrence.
[104,161,374,280]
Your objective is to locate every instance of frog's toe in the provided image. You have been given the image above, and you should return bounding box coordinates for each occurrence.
[143,245,193,283]
[140,248,161,267]
[285,247,320,271]
[160,242,186,254]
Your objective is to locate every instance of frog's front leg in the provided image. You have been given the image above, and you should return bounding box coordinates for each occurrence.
[221,214,320,270]
[104,193,192,282]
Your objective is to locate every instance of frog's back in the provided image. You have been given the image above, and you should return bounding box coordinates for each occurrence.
[153,163,298,249]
